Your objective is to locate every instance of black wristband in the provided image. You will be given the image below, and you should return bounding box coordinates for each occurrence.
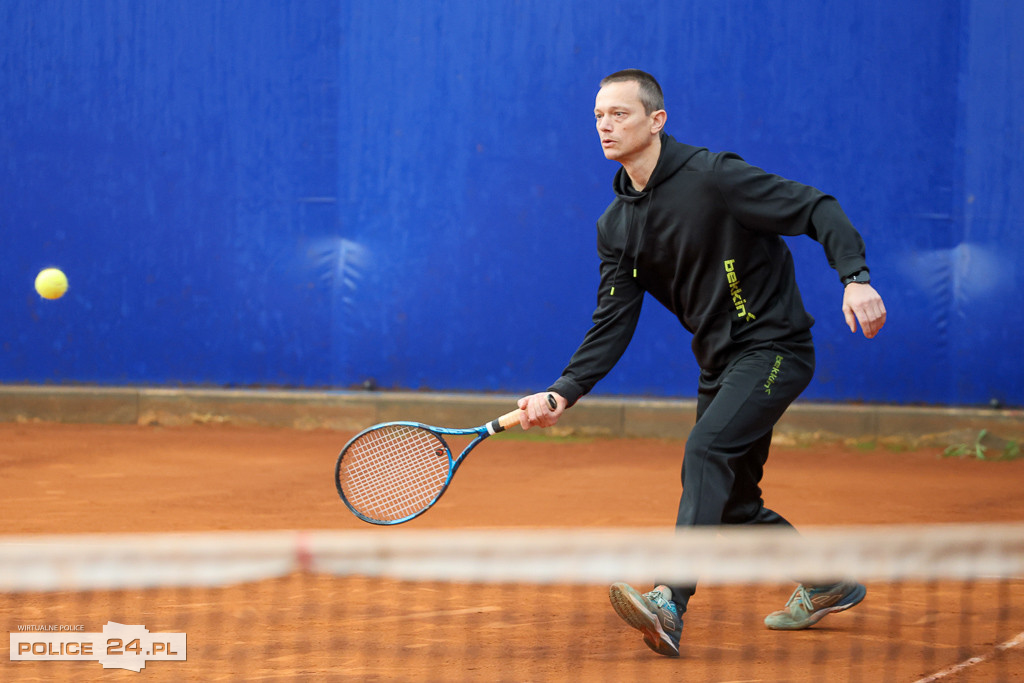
[842,269,871,286]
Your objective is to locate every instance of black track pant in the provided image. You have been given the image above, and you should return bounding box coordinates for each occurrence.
[665,336,815,611]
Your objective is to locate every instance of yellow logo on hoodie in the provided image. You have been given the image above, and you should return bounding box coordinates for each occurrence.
[724,259,756,322]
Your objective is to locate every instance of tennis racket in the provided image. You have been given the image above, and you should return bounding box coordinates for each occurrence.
[335,394,557,525]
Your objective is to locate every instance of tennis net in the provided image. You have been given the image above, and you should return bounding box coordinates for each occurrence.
[2,524,1023,681]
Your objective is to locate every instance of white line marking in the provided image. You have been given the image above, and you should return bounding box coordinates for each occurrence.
[911,630,1024,682]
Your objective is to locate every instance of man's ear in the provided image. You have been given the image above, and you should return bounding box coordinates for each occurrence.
[650,109,667,135]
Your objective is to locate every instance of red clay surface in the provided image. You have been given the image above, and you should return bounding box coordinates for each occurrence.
[1,422,1023,681]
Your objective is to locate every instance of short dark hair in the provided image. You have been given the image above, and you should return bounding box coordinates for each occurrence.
[600,69,665,115]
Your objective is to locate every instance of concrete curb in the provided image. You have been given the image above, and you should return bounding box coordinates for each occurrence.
[1,385,1022,447]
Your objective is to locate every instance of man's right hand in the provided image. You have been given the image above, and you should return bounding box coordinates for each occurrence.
[517,392,566,430]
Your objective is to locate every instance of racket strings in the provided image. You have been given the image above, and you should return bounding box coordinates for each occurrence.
[339,425,451,522]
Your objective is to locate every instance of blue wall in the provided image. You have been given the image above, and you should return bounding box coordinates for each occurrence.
[2,1,1021,406]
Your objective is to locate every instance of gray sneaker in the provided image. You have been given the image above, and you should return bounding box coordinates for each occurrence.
[764,581,866,630]
[608,583,682,657]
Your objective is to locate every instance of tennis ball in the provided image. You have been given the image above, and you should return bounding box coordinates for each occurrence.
[34,268,68,300]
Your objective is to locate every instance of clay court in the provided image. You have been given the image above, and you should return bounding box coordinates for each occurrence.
[2,420,1023,680]
[5,1,1023,680]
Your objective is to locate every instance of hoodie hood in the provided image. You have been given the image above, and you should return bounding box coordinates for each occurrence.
[611,132,704,201]
[605,133,706,295]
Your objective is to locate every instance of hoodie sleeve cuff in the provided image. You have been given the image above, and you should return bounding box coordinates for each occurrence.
[547,377,585,408]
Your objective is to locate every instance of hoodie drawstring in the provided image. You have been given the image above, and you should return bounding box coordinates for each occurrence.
[609,190,654,296]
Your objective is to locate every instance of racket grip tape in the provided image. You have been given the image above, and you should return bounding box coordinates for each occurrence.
[489,409,524,434]
[489,395,558,434]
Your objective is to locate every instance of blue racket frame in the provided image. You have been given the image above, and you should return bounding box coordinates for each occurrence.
[334,410,522,525]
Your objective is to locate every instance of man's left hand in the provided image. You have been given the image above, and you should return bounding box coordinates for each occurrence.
[842,284,886,339]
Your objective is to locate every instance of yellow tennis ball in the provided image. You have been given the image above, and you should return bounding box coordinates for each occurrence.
[35,268,68,300]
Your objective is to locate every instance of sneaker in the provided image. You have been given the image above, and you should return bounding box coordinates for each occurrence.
[764,581,866,630]
[608,583,682,657]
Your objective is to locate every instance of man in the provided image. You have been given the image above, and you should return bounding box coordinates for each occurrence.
[516,69,887,657]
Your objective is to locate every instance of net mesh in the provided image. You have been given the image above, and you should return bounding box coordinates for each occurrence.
[2,525,1023,682]
[337,425,451,522]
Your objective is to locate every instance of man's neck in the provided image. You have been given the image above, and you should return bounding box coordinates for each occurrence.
[621,135,662,192]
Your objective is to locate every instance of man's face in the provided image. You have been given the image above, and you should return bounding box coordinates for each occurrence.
[594,80,659,163]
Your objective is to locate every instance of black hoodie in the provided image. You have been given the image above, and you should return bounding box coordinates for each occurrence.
[548,133,868,406]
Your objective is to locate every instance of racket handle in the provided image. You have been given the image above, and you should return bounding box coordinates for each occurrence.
[488,394,558,434]
[489,409,525,434]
